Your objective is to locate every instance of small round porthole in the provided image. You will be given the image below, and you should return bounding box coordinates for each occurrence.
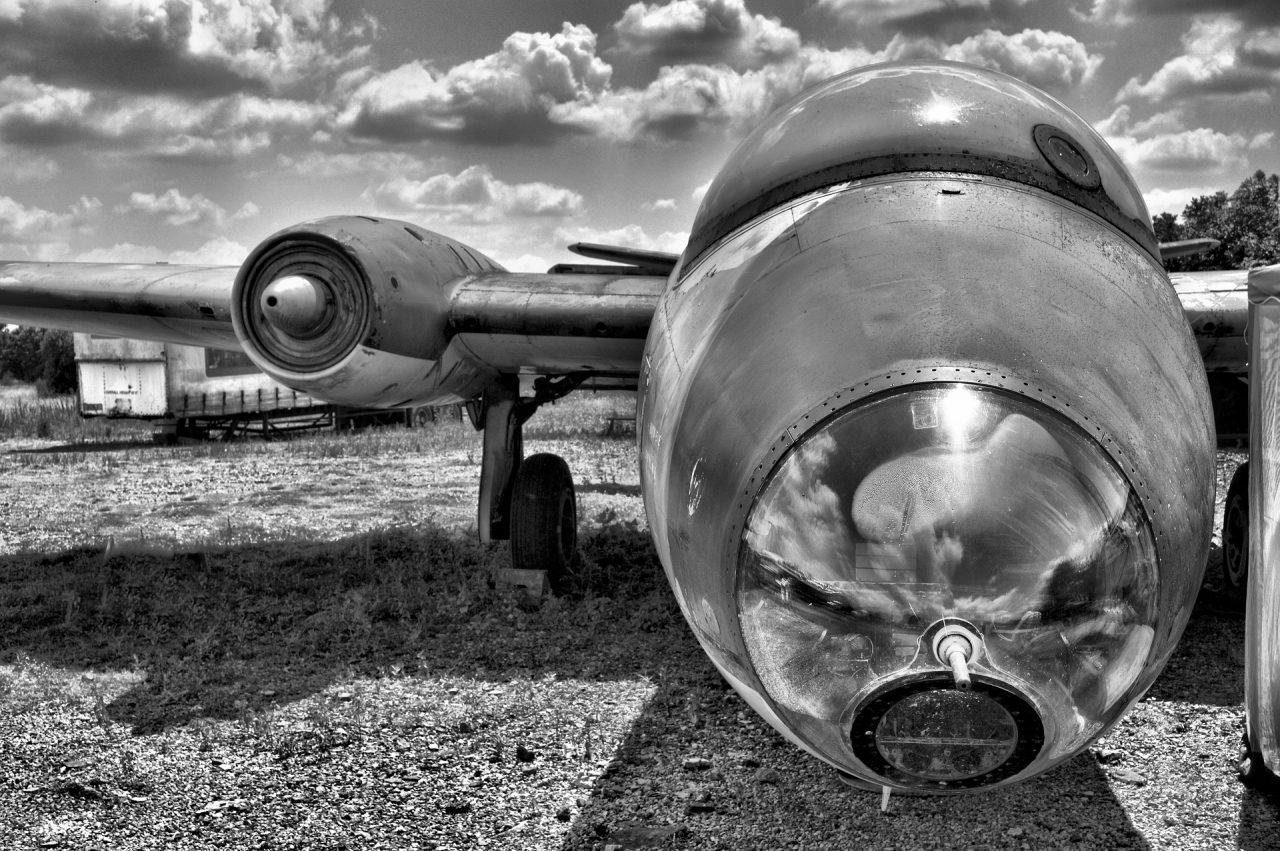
[1033,124,1101,191]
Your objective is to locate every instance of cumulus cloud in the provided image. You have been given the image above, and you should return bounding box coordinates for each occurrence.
[336,14,881,147]
[114,188,257,229]
[365,165,585,223]
[1117,17,1280,102]
[484,251,552,273]
[816,0,1031,37]
[1144,185,1220,216]
[152,235,249,264]
[612,0,801,70]
[0,0,371,97]
[938,28,1102,90]
[337,23,612,145]
[0,146,57,182]
[560,62,757,142]
[1097,104,1273,175]
[643,198,679,212]
[76,236,248,264]
[274,150,442,178]
[1126,131,1265,174]
[559,44,878,142]
[0,193,99,254]
[0,76,328,161]
[1079,0,1280,28]
[0,75,94,146]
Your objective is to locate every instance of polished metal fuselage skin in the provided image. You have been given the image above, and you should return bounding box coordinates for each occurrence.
[638,63,1215,789]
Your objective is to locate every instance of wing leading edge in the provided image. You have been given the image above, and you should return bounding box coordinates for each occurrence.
[0,257,667,387]
[563,242,678,275]
[1160,238,1221,262]
[0,261,240,350]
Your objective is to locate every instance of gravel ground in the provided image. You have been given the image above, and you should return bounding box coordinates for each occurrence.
[0,431,1276,850]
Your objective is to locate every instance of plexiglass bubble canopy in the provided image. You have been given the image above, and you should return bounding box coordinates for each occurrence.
[738,384,1157,790]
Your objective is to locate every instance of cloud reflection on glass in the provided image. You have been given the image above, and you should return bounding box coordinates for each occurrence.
[738,384,1158,788]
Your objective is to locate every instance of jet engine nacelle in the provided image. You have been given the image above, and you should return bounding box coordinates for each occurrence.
[232,215,499,407]
[640,63,1215,793]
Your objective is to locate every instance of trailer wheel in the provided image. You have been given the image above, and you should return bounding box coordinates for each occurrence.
[510,453,577,588]
[1223,461,1249,593]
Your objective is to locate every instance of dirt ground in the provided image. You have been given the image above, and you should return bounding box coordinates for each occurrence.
[0,424,1276,850]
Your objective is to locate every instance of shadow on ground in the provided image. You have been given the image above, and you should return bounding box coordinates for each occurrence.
[8,439,158,455]
[556,667,1152,850]
[0,521,672,733]
[1240,786,1280,850]
[2,520,1267,848]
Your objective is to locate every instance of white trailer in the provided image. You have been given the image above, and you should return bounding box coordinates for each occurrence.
[73,334,437,439]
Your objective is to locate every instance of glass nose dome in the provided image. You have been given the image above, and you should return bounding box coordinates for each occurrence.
[737,383,1158,791]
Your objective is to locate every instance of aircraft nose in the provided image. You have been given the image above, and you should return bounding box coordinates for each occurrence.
[736,383,1159,791]
[260,275,330,338]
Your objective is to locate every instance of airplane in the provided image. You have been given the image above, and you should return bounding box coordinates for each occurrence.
[0,61,1269,795]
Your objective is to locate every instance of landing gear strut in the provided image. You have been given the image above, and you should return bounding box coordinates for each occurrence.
[473,377,582,589]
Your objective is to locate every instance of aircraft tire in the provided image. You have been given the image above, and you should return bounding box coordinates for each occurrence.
[1239,733,1258,784]
[1238,730,1280,793]
[1224,461,1249,593]
[510,453,578,587]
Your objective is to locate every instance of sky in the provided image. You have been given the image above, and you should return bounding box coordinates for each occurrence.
[0,0,1276,271]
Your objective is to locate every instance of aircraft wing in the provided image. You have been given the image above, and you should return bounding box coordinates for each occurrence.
[1160,238,1220,262]
[448,270,664,376]
[0,261,241,349]
[0,251,1254,383]
[1173,268,1249,375]
[0,253,1254,385]
[564,242,678,275]
[0,252,666,387]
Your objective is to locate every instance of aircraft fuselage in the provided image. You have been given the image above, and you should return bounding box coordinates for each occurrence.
[637,63,1215,792]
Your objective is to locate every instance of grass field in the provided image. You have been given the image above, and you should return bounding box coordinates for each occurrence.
[0,388,685,849]
[0,383,635,448]
[0,384,152,444]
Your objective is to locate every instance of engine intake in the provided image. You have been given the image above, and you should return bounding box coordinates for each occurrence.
[236,232,372,373]
[231,216,499,408]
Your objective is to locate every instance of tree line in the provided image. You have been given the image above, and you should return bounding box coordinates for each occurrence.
[0,327,76,396]
[1155,169,1280,272]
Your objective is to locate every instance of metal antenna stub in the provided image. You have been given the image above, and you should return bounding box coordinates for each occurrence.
[932,623,983,691]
